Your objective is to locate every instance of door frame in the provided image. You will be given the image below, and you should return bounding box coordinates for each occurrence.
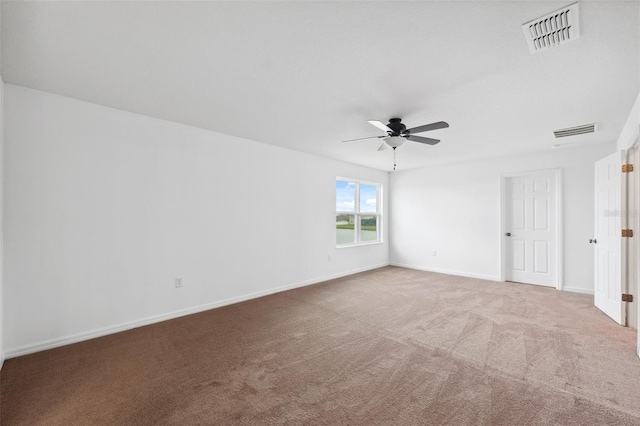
[625,128,640,359]
[499,168,563,290]
[624,143,638,329]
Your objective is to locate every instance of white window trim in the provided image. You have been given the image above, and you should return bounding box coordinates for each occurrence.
[336,177,383,247]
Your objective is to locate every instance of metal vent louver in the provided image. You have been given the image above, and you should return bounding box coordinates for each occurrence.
[522,2,580,54]
[553,123,597,138]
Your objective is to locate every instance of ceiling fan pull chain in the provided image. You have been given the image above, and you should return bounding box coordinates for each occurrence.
[393,147,397,171]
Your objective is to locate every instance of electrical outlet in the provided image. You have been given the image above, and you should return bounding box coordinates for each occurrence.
[175,277,183,288]
[328,255,332,262]
[432,251,437,256]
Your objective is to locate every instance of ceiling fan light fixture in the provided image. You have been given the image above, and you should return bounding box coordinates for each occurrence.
[384,136,406,149]
[346,118,448,171]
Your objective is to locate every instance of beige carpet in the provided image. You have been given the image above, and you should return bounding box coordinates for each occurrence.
[2,266,639,425]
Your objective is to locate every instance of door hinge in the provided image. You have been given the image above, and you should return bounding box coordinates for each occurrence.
[622,164,634,172]
[622,229,634,237]
[622,294,633,302]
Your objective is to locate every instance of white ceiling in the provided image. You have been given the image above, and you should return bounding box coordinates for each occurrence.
[2,1,639,171]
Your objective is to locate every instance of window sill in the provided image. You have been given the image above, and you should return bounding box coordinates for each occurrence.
[336,241,383,248]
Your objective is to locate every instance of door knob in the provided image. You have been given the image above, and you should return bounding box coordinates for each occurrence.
[505,233,511,237]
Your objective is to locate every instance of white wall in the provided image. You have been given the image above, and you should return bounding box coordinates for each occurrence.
[0,1,5,369]
[389,143,615,294]
[0,80,4,370]
[3,84,389,357]
[617,91,640,151]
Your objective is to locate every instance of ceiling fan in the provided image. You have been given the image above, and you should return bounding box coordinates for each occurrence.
[343,118,449,169]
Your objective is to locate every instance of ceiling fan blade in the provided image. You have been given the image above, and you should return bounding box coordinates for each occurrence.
[342,135,384,143]
[367,120,393,133]
[377,142,390,151]
[406,135,440,145]
[405,121,449,134]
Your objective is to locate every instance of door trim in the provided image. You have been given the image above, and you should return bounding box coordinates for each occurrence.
[624,143,638,328]
[500,168,563,290]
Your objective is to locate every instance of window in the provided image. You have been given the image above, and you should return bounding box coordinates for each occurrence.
[336,178,381,246]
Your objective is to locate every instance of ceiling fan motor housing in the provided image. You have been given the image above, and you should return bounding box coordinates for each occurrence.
[387,118,407,135]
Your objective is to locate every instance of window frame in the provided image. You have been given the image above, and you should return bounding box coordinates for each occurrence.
[335,177,382,247]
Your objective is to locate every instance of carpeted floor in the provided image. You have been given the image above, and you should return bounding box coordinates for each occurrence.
[2,266,639,425]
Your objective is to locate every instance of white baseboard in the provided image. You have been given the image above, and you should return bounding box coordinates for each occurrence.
[391,263,597,296]
[390,262,500,282]
[561,286,594,295]
[5,263,389,359]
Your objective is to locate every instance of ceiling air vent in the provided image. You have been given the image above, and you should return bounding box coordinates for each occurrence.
[522,2,580,54]
[553,123,597,138]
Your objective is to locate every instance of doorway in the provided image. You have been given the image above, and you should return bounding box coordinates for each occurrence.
[502,169,562,288]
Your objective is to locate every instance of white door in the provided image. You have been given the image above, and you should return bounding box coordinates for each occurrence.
[504,170,558,287]
[594,151,623,324]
